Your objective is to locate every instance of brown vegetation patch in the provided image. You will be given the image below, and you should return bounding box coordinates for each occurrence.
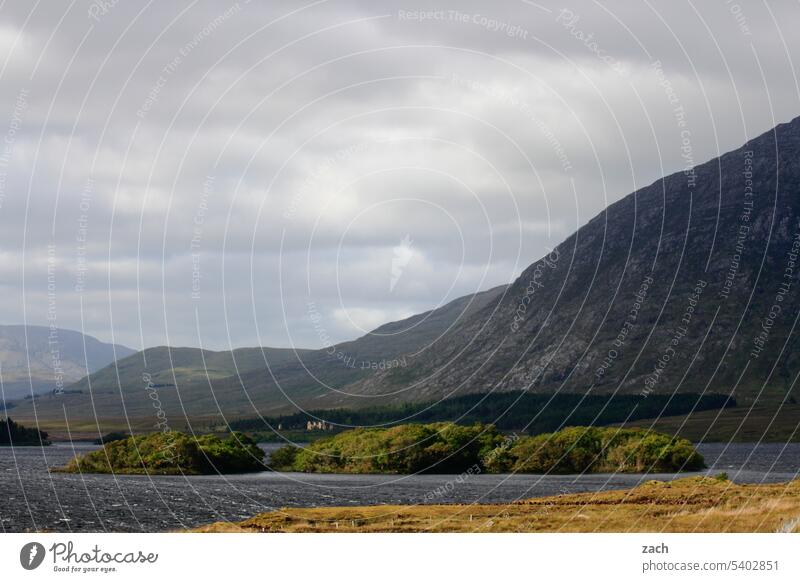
[193,477,800,533]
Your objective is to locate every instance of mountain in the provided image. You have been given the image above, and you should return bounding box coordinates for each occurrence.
[10,115,800,431]
[0,325,134,400]
[344,115,800,406]
[6,285,506,429]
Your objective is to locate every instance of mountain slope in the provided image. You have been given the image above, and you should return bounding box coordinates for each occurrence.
[345,115,800,405]
[7,285,507,428]
[0,325,134,400]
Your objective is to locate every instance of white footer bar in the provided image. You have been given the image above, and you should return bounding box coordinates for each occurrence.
[1,533,797,581]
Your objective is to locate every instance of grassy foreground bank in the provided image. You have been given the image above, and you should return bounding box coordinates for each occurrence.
[194,476,800,533]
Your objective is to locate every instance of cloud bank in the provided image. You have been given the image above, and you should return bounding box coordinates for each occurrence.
[0,0,798,350]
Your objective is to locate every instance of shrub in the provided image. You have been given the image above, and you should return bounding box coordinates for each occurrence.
[271,423,503,474]
[59,431,264,475]
[269,424,705,475]
[502,427,705,474]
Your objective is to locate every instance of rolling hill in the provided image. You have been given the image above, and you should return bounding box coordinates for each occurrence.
[7,286,507,431]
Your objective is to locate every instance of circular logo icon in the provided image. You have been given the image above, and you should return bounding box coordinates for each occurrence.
[19,542,46,570]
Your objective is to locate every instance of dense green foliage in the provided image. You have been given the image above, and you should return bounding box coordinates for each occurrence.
[0,417,49,446]
[270,423,704,474]
[271,423,504,474]
[484,426,705,473]
[230,391,734,436]
[60,431,264,474]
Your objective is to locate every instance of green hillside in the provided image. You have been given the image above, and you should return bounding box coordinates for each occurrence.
[67,345,309,391]
[7,287,507,432]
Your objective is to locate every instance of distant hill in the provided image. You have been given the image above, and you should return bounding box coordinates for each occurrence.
[6,286,507,430]
[65,345,314,394]
[0,325,134,401]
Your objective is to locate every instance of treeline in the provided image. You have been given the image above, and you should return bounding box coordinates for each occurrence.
[0,417,50,446]
[229,391,734,435]
[270,423,705,474]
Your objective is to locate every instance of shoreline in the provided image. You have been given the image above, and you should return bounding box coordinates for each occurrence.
[192,476,800,533]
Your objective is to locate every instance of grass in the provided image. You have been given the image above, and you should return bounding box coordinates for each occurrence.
[623,403,800,442]
[193,476,800,533]
[16,415,204,442]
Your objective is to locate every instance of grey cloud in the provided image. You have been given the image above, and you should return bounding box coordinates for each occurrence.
[0,0,798,349]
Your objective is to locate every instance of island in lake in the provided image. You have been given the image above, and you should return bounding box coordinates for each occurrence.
[270,423,705,474]
[57,431,265,475]
[55,423,703,477]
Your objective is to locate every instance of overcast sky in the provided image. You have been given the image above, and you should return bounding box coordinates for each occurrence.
[1,0,799,351]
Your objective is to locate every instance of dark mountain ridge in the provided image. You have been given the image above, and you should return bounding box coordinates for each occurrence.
[9,116,800,429]
[346,115,800,405]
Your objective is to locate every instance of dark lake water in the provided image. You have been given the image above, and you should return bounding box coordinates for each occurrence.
[1,442,798,532]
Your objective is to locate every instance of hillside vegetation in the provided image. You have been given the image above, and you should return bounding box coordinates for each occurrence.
[231,391,733,435]
[66,345,310,393]
[270,423,704,474]
[57,431,264,475]
[625,402,800,443]
[6,287,506,429]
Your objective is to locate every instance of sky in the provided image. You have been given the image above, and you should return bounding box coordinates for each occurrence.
[0,0,799,351]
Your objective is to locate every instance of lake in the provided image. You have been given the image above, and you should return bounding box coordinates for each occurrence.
[1,442,798,532]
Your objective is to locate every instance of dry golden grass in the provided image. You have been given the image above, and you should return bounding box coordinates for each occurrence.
[193,477,800,533]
